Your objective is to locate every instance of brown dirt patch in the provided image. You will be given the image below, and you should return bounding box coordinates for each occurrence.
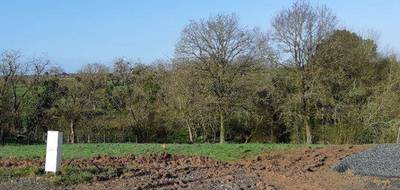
[3,145,395,190]
[70,145,375,190]
[241,145,370,190]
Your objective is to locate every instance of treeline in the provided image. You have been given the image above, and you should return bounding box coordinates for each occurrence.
[1,1,400,144]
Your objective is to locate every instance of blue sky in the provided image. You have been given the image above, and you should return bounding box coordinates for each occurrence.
[0,0,399,72]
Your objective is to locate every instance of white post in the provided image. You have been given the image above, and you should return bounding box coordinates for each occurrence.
[45,131,63,173]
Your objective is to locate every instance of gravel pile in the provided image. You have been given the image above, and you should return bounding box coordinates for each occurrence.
[333,144,400,177]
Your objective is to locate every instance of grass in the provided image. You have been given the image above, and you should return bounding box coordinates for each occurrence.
[0,166,44,179]
[0,143,323,162]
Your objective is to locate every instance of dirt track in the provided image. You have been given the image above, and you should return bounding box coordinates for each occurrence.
[2,145,398,190]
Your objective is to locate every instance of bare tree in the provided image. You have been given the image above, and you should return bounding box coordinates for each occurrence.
[0,50,50,144]
[80,63,110,107]
[113,58,131,86]
[271,0,337,144]
[80,63,110,75]
[0,50,22,144]
[176,14,270,143]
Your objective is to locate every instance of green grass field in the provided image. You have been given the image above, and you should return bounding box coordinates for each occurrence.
[0,143,322,161]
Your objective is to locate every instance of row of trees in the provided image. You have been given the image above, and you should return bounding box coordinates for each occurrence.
[1,1,400,144]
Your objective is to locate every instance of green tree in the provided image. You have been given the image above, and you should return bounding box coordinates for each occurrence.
[27,78,67,142]
[312,30,385,143]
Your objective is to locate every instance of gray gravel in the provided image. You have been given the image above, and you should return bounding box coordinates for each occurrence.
[333,144,400,177]
[0,178,58,190]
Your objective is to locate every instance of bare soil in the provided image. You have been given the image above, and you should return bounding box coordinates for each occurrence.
[2,145,399,190]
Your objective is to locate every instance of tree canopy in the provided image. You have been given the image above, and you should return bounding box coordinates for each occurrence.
[1,1,399,145]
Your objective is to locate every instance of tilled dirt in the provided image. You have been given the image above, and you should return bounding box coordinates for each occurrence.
[1,145,397,190]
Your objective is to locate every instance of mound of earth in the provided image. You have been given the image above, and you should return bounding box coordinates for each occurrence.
[5,145,398,190]
[333,144,400,178]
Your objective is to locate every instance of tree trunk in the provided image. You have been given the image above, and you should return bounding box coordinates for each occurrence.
[1,127,4,145]
[219,112,225,144]
[300,68,312,144]
[397,125,400,144]
[87,134,91,143]
[185,120,193,143]
[66,133,69,143]
[201,123,207,143]
[270,121,274,142]
[70,119,75,144]
[305,118,312,144]
[34,125,38,142]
